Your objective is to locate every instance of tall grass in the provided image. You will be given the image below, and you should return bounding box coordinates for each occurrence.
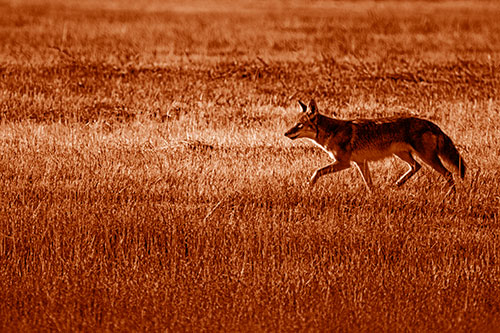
[1,0,499,331]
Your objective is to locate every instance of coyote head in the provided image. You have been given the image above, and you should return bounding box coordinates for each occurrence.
[284,99,319,140]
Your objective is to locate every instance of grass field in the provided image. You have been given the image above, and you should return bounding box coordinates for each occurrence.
[1,0,500,331]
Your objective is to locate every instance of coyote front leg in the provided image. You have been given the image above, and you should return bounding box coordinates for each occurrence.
[354,161,373,192]
[310,161,350,186]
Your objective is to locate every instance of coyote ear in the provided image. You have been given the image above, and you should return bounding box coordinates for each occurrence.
[309,99,318,114]
[298,100,307,113]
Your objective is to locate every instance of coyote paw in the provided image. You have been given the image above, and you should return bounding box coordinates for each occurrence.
[310,172,319,186]
[445,184,457,197]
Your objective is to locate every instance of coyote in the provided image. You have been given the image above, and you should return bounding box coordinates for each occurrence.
[285,99,466,191]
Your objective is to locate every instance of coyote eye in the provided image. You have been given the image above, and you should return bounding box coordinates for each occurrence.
[297,123,304,129]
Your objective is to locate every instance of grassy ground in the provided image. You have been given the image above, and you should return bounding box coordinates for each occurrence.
[1,0,500,331]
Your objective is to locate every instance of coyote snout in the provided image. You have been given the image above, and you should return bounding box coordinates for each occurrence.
[285,99,466,191]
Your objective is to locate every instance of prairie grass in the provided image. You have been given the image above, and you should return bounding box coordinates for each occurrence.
[1,0,500,331]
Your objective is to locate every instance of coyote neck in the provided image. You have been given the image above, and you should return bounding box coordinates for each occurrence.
[314,114,348,145]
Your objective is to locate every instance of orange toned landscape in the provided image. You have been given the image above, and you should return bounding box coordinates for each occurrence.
[0,0,499,331]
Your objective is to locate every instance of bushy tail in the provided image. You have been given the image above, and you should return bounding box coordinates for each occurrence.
[438,133,466,179]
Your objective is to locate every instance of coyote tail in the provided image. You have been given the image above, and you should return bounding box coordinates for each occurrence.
[438,133,466,179]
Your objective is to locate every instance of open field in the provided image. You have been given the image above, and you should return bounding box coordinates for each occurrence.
[1,0,500,331]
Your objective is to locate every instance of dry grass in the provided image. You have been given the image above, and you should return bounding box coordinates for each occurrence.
[1,0,500,331]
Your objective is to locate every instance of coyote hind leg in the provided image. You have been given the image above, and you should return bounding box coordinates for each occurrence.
[415,152,455,188]
[394,151,421,187]
[412,133,456,189]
